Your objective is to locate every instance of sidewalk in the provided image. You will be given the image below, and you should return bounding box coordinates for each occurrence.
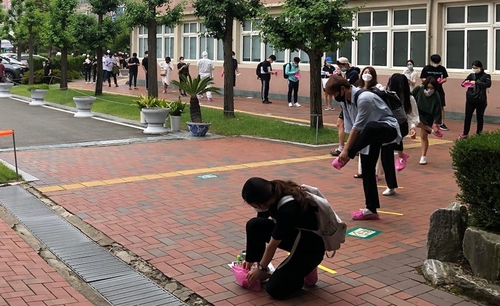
[0,77,497,305]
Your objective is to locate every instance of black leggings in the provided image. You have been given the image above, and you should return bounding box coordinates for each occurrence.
[380,121,408,190]
[245,217,324,299]
[129,71,137,87]
[463,101,487,135]
[287,80,299,103]
[348,122,398,212]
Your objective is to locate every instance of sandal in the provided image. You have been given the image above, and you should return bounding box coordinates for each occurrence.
[353,173,363,179]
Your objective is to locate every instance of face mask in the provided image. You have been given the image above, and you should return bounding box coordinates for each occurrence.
[341,67,347,72]
[335,88,346,103]
[424,89,434,95]
[407,65,413,70]
[472,68,481,74]
[431,63,439,68]
[362,74,372,82]
[253,207,268,213]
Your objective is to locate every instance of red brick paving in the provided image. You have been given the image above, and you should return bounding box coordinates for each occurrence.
[0,218,91,305]
[1,78,498,305]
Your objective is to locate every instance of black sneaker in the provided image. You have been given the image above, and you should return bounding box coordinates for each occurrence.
[330,149,342,156]
[262,100,270,104]
[266,100,272,104]
[440,124,449,131]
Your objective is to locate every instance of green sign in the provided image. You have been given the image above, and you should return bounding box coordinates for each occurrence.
[196,174,219,179]
[346,226,382,240]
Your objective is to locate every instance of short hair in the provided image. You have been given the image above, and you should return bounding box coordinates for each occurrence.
[430,54,441,64]
[423,76,439,89]
[132,52,137,57]
[325,75,351,96]
[179,56,184,60]
[472,60,484,68]
[144,51,148,55]
[406,59,415,65]
[232,51,235,56]
[293,57,301,63]
[269,55,277,61]
[165,57,171,62]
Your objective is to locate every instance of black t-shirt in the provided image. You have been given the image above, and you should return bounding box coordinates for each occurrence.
[259,60,272,80]
[322,65,335,77]
[420,65,449,95]
[128,57,140,73]
[44,63,52,76]
[177,62,189,76]
[142,57,148,72]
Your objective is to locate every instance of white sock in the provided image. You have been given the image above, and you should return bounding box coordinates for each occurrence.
[338,145,344,151]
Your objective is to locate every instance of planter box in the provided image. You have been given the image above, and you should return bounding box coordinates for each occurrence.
[142,108,169,134]
[29,89,48,106]
[0,83,14,98]
[170,115,181,132]
[73,96,97,118]
[186,122,211,137]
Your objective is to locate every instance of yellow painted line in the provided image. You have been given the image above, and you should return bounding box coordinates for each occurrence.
[377,185,404,189]
[377,210,404,216]
[37,135,451,193]
[285,252,336,274]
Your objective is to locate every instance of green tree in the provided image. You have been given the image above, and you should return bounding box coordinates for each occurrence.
[88,0,122,96]
[192,0,263,118]
[123,0,184,98]
[44,0,78,89]
[259,0,360,128]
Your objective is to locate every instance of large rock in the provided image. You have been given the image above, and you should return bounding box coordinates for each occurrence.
[463,227,500,282]
[427,202,468,262]
[422,259,457,286]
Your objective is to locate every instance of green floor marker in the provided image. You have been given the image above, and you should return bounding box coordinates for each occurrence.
[346,226,382,240]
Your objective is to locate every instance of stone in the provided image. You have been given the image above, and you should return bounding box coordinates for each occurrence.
[463,227,500,282]
[453,272,500,305]
[427,202,468,262]
[422,259,457,286]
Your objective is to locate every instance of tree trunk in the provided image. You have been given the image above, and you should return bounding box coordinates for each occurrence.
[147,10,158,98]
[189,95,202,123]
[60,46,68,89]
[308,52,324,129]
[94,14,103,96]
[222,12,235,118]
[28,27,34,85]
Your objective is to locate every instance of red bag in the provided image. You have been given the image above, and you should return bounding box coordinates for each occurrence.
[231,266,261,292]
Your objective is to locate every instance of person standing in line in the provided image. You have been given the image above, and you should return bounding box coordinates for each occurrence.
[110,53,119,87]
[241,177,324,299]
[159,56,173,94]
[420,54,449,131]
[285,57,302,107]
[83,55,92,84]
[44,58,53,84]
[322,57,336,111]
[403,59,418,91]
[127,52,140,90]
[91,55,98,84]
[177,56,189,96]
[258,54,277,104]
[327,76,401,220]
[412,77,443,165]
[231,51,240,87]
[197,51,214,101]
[458,60,492,140]
[103,52,113,87]
[330,57,360,157]
[142,51,149,89]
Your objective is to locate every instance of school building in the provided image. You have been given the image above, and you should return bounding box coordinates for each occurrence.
[130,0,500,122]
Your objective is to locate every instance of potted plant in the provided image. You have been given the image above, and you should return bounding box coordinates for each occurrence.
[27,84,50,106]
[171,75,220,137]
[166,98,187,132]
[0,82,14,98]
[132,95,170,134]
[73,95,97,118]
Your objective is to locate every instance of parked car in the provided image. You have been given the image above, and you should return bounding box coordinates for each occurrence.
[0,53,48,70]
[0,57,25,83]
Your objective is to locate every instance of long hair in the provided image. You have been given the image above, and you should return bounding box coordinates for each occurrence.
[354,66,378,89]
[241,177,310,211]
[387,73,412,114]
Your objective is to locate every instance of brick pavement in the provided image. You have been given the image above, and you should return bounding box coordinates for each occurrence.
[1,78,498,305]
[0,217,92,306]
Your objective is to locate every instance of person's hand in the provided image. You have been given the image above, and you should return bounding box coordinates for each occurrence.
[242,261,253,270]
[409,128,417,139]
[246,267,263,284]
[338,150,350,164]
[470,80,476,85]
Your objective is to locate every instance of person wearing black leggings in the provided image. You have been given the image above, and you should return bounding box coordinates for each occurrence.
[326,76,401,220]
[242,178,324,299]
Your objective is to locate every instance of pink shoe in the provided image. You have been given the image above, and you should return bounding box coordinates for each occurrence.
[457,133,468,140]
[304,267,318,287]
[332,158,348,170]
[395,153,409,172]
[351,209,380,220]
[207,98,213,102]
[432,126,443,138]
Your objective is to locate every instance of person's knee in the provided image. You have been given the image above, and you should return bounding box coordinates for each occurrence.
[336,119,344,129]
[265,283,291,300]
[246,217,263,233]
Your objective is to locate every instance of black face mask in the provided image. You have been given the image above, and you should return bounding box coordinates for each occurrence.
[335,88,346,103]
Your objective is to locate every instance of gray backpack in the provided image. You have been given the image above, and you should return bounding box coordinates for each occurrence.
[278,184,346,258]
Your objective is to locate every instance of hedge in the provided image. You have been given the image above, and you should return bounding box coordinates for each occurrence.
[21,69,82,84]
[450,131,500,232]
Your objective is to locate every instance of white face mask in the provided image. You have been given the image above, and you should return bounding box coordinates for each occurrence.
[362,74,373,82]
[472,68,481,74]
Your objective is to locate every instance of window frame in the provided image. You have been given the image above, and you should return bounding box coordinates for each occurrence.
[181,22,199,60]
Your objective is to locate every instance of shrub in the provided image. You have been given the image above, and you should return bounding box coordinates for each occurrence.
[21,69,82,84]
[450,131,500,232]
[50,56,86,72]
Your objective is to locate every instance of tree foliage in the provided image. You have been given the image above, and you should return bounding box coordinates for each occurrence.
[123,0,184,98]
[192,0,263,118]
[259,0,360,128]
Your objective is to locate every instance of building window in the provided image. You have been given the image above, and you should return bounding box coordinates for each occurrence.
[138,26,148,57]
[242,21,262,62]
[265,44,285,63]
[392,9,426,67]
[155,26,174,59]
[445,5,491,70]
[199,24,215,60]
[182,22,198,60]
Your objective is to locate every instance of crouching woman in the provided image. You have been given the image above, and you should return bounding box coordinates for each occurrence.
[242,177,324,299]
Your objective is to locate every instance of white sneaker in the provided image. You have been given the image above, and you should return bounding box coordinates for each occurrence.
[288,102,293,107]
[85,82,88,84]
[294,102,301,107]
[419,156,427,165]
[383,188,396,196]
[162,90,166,93]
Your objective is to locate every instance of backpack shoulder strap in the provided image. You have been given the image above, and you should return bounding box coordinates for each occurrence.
[277,195,294,209]
[353,88,367,106]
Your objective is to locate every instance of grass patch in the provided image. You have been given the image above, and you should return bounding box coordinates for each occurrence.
[0,162,22,184]
[11,85,338,144]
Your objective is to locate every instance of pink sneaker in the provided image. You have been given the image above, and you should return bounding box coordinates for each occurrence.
[457,134,468,140]
[351,209,380,220]
[332,158,348,170]
[432,126,443,138]
[304,267,318,287]
[395,153,409,172]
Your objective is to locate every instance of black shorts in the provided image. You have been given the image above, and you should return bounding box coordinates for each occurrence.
[439,92,446,107]
[338,110,344,120]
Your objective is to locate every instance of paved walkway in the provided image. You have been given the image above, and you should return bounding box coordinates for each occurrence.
[0,77,498,305]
